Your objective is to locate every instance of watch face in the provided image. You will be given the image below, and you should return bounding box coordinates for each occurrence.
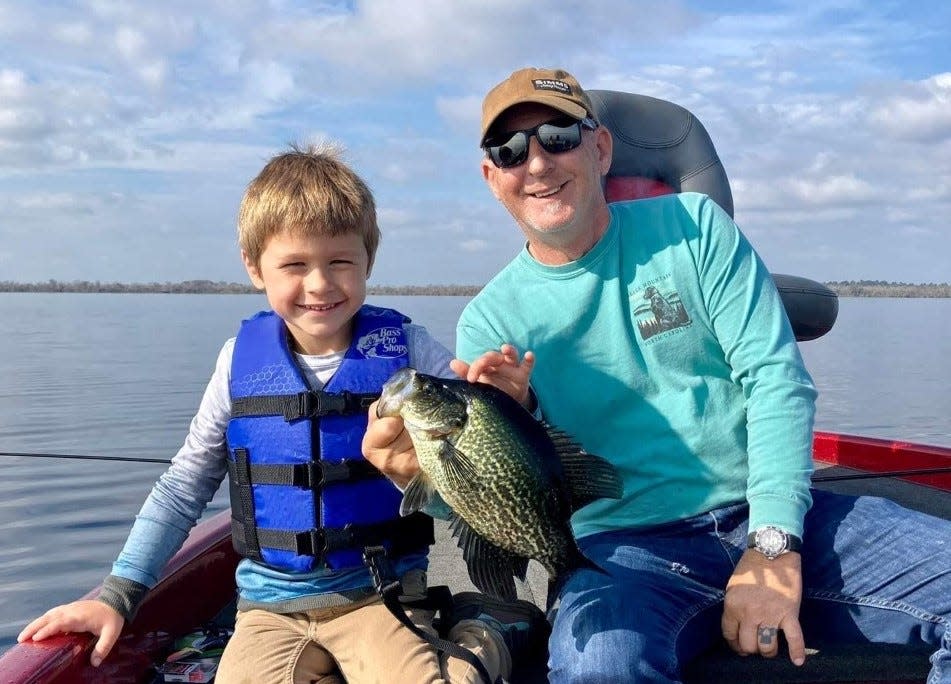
[756,527,788,557]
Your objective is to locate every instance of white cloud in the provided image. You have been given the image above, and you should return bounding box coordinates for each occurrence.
[869,73,951,141]
[0,1,948,285]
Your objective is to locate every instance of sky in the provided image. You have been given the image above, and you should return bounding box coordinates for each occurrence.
[1,1,949,287]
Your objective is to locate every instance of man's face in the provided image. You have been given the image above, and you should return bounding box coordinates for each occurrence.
[481,102,613,265]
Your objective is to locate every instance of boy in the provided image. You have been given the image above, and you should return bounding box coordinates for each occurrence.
[18,144,539,683]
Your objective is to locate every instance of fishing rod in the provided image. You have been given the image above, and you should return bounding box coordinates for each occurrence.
[0,450,170,464]
[2,450,950,481]
[812,467,951,482]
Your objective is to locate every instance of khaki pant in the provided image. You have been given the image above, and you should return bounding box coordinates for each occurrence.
[215,593,510,684]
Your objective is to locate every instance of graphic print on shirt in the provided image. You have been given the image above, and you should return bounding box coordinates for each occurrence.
[632,280,691,341]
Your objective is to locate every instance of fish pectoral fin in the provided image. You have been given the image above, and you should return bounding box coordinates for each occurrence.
[448,513,528,603]
[438,441,479,490]
[400,473,436,516]
[544,423,624,511]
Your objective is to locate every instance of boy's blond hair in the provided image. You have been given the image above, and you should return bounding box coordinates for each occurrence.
[238,142,380,272]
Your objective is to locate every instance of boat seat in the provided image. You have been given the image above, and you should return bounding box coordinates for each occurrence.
[587,89,838,341]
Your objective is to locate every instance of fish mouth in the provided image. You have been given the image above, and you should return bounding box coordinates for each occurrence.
[377,367,417,418]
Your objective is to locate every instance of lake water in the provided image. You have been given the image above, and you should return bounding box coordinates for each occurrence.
[0,293,949,652]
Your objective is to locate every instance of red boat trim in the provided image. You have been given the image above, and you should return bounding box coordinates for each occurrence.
[0,510,238,684]
[814,431,951,491]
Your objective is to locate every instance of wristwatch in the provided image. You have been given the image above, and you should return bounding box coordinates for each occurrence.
[747,526,802,560]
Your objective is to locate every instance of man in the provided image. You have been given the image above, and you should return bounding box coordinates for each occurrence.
[364,67,951,683]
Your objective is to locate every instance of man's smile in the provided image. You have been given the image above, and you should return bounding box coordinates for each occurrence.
[530,181,567,198]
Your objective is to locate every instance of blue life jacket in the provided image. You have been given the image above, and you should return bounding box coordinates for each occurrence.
[226,305,434,573]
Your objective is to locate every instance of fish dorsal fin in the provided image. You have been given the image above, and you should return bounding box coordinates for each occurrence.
[400,471,437,516]
[544,423,624,512]
[439,440,479,490]
[448,514,528,602]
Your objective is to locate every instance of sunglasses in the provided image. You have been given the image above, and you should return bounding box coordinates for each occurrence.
[483,116,598,168]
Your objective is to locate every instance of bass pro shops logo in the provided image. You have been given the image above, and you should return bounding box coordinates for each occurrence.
[356,327,408,358]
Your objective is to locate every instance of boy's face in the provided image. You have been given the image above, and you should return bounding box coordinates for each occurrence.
[243,230,369,355]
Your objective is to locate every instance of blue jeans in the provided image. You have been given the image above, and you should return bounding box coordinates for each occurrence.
[547,489,951,683]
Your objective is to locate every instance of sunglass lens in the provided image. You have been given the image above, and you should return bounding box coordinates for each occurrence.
[537,122,582,153]
[489,132,528,168]
[485,119,587,167]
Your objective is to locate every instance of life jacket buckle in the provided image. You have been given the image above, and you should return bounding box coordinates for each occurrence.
[322,524,356,552]
[319,461,352,484]
[299,524,357,557]
[293,391,350,419]
[292,462,323,487]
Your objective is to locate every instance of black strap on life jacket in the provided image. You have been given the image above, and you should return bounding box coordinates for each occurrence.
[232,511,435,562]
[228,454,383,488]
[228,448,435,565]
[362,545,499,684]
[231,390,378,421]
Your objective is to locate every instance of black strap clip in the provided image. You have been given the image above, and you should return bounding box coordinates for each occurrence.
[297,525,359,558]
[363,545,401,598]
[291,391,350,420]
[361,545,497,684]
[291,462,323,487]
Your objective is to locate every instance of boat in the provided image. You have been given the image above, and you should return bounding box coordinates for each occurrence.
[2,431,947,683]
[2,90,948,683]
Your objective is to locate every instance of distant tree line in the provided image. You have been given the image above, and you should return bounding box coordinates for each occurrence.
[824,281,951,298]
[0,279,483,296]
[0,279,947,298]
[0,279,259,294]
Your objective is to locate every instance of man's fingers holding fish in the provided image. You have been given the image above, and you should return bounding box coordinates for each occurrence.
[451,345,536,408]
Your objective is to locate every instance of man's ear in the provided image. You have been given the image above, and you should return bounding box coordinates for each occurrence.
[241,250,265,290]
[481,157,503,201]
[595,126,613,176]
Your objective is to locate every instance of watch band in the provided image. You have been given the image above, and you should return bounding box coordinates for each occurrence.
[748,526,802,559]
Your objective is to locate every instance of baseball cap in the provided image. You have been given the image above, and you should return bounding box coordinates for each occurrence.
[480,67,596,144]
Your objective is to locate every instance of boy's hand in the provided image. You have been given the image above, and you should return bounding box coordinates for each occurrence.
[363,401,420,489]
[450,344,535,409]
[17,600,125,667]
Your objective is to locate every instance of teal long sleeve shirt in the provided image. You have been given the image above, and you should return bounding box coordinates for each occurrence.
[457,193,816,539]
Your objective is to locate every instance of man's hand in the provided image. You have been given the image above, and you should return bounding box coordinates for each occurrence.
[721,550,806,666]
[450,344,535,408]
[362,400,420,489]
[17,600,125,667]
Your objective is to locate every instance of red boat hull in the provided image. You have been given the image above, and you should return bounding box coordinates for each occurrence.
[0,510,239,683]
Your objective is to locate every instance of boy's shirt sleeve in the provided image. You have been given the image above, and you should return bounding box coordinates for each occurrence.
[405,323,454,380]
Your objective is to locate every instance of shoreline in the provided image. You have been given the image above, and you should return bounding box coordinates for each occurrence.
[0,281,948,298]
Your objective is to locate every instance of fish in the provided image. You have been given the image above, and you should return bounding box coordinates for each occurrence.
[376,367,623,602]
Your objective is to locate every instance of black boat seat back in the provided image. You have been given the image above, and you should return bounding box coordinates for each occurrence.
[587,90,837,341]
[588,89,734,216]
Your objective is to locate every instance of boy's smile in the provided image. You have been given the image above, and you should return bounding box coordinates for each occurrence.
[243,230,369,356]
